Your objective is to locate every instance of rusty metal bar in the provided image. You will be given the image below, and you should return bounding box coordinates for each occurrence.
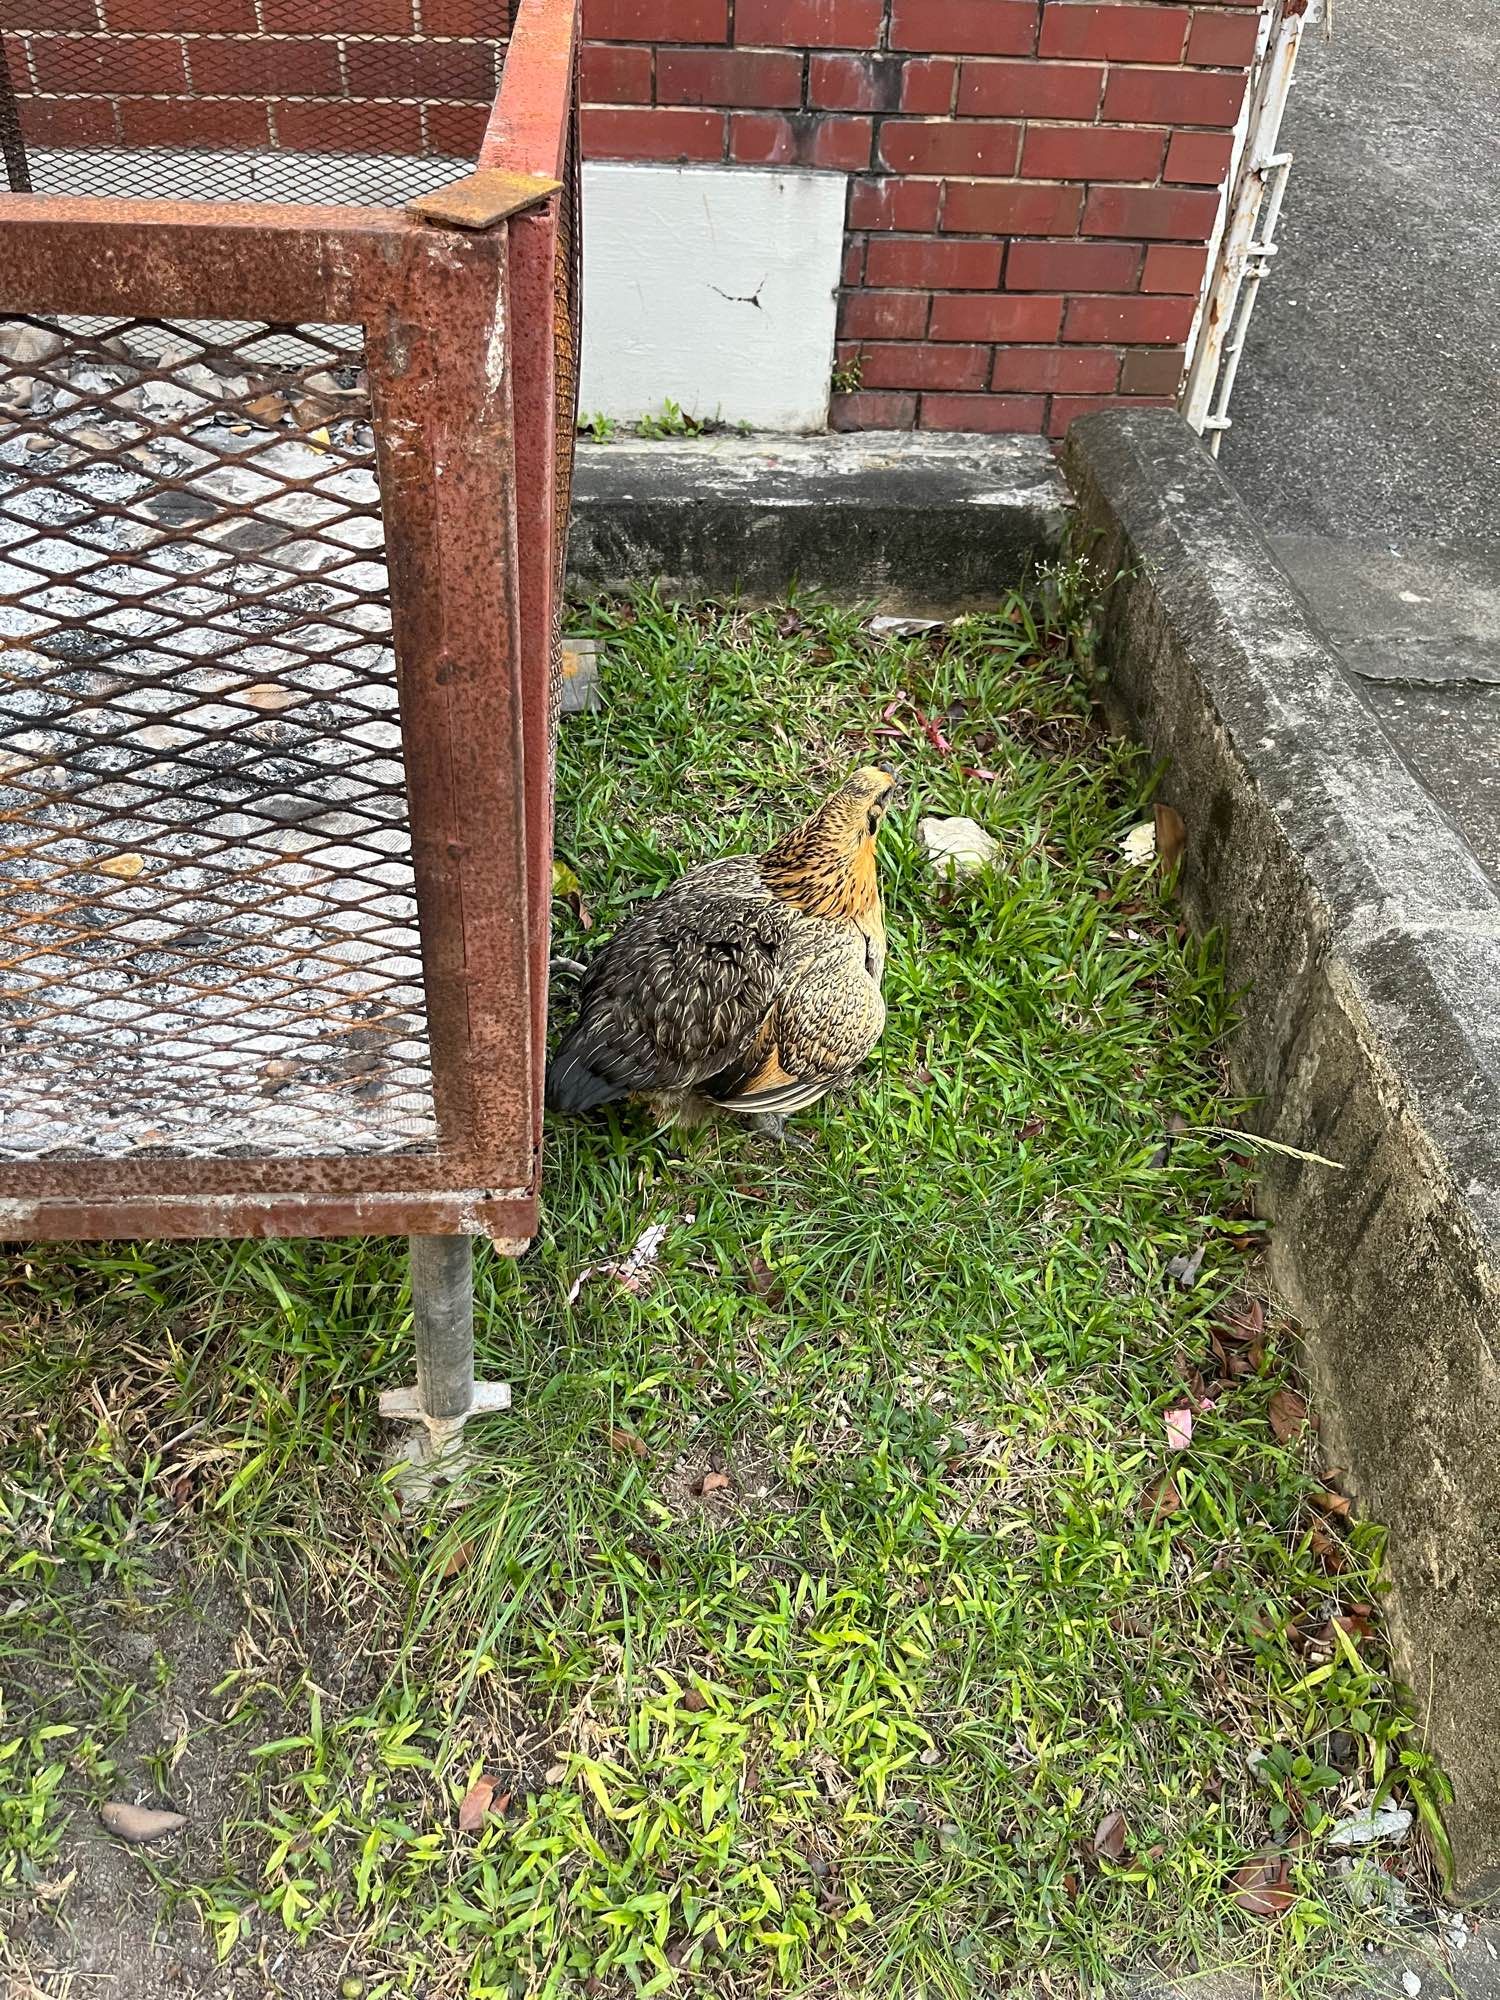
[365,223,535,1188]
[0,197,437,324]
[506,210,564,1140]
[480,0,579,181]
[485,0,582,1142]
[0,1193,537,1244]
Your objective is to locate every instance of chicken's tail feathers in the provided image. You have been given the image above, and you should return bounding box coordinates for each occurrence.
[545,1036,632,1115]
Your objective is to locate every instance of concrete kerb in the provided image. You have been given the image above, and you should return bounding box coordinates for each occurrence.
[568,431,1067,612]
[1065,408,1500,1899]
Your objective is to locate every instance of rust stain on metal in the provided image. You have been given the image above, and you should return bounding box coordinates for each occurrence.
[405,169,561,232]
[481,0,580,181]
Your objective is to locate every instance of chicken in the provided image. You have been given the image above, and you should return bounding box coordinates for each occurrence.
[546,766,895,1140]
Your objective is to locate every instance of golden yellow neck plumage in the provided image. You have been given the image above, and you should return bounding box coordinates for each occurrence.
[760,769,889,922]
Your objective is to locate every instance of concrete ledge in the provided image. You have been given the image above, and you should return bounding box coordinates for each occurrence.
[1065,409,1500,1897]
[568,431,1067,612]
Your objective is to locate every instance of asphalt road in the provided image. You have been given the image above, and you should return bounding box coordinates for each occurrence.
[1218,0,1500,551]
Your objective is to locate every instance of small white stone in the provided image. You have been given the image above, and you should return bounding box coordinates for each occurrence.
[918,815,999,879]
[1401,1971,1421,1997]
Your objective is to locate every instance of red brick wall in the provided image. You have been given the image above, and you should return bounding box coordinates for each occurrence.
[1,4,510,161]
[2,0,1254,436]
[580,0,1256,435]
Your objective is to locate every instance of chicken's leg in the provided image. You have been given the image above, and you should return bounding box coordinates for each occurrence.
[749,1111,814,1150]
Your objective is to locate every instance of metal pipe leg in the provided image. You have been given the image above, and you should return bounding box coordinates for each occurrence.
[0,56,32,194]
[380,1235,511,1503]
[411,1233,475,1421]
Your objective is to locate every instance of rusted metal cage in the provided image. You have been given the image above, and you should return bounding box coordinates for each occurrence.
[0,0,581,1270]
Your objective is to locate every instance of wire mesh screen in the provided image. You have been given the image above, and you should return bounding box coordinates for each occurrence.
[547,88,581,761]
[0,8,515,205]
[0,313,437,1164]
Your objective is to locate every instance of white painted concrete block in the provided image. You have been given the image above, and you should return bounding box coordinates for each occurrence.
[578,162,847,434]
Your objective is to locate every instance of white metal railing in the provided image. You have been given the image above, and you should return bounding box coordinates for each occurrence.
[1181,0,1326,454]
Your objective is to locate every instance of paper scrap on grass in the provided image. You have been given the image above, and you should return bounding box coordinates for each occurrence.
[1120,821,1156,865]
[567,1214,692,1304]
[869,615,943,638]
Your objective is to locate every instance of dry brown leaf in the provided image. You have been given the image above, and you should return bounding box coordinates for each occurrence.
[100,1801,186,1845]
[1308,1525,1349,1574]
[244,390,287,424]
[609,1427,648,1460]
[442,1537,477,1579]
[1220,1296,1265,1341]
[551,859,592,930]
[682,1686,709,1712]
[239,683,297,711]
[1154,802,1187,875]
[97,853,145,880]
[1091,1810,1128,1861]
[544,1761,567,1785]
[1141,1474,1180,1521]
[1310,1486,1352,1518]
[695,1469,731,1496]
[457,1776,496,1831]
[1230,1851,1297,1918]
[1268,1388,1308,1442]
[745,1252,784,1303]
[1328,1604,1376,1644]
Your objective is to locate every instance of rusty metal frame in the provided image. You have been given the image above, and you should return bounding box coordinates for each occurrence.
[0,0,582,1244]
[482,0,581,1143]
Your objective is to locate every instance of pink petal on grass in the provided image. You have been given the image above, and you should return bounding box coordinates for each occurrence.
[1164,1406,1194,1451]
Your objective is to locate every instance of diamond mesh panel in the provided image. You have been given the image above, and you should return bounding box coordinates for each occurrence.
[547,86,581,763]
[0,314,436,1164]
[0,9,514,205]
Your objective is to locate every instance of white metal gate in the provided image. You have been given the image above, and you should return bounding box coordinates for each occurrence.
[1181,0,1326,453]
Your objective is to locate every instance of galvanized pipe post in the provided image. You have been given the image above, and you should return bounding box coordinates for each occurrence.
[410,1234,477,1420]
[0,53,30,194]
[380,1236,511,1492]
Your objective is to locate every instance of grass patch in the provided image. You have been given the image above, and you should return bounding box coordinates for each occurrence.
[0,583,1447,1998]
